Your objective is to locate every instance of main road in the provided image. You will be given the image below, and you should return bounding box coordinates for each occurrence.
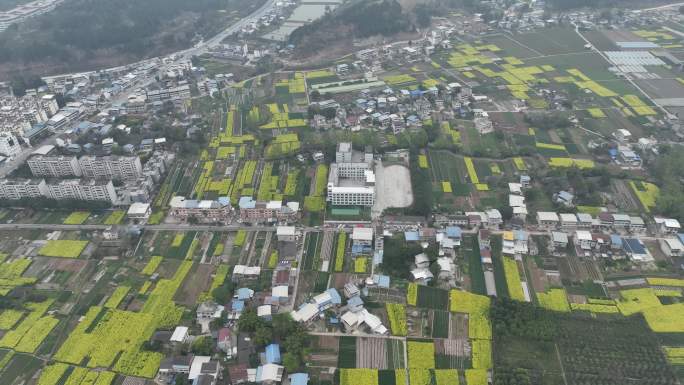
[0,223,668,242]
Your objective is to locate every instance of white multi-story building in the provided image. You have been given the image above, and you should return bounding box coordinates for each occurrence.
[327,143,375,207]
[28,154,82,177]
[0,132,21,157]
[46,179,117,203]
[0,178,48,199]
[78,156,142,181]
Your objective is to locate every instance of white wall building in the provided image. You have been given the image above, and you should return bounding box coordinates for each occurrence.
[78,155,143,181]
[0,132,21,157]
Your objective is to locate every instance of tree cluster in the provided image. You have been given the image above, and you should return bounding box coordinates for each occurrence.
[237,311,309,371]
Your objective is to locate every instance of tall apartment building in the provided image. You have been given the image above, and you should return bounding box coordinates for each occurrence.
[46,179,117,203]
[27,154,82,177]
[78,156,142,181]
[0,178,48,199]
[0,132,21,157]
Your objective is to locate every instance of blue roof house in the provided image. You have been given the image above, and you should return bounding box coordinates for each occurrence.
[265,344,281,364]
[289,373,309,385]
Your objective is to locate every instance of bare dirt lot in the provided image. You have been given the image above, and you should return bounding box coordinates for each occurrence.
[372,161,414,219]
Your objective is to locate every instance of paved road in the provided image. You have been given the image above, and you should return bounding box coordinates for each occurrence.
[638,1,684,11]
[0,223,668,244]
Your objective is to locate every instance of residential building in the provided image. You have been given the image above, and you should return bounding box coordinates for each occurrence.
[623,238,652,262]
[551,231,568,249]
[655,217,682,234]
[238,198,300,224]
[169,196,231,223]
[46,179,117,203]
[28,154,82,177]
[352,227,373,247]
[78,156,143,181]
[0,178,47,199]
[659,238,684,257]
[537,212,559,228]
[576,213,593,229]
[276,226,297,242]
[0,132,21,157]
[559,213,578,229]
[146,84,191,102]
[574,230,594,251]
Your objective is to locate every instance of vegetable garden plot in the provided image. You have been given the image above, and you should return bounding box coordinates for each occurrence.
[338,336,357,368]
[431,310,450,338]
[356,337,388,369]
[416,286,449,310]
[386,339,405,369]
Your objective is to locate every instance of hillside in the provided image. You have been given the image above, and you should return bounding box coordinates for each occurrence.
[0,0,265,79]
[288,0,422,57]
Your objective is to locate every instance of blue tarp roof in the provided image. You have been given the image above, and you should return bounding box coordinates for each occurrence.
[373,251,384,266]
[678,234,684,245]
[373,274,390,288]
[623,238,646,254]
[446,226,462,238]
[610,234,623,246]
[326,288,341,304]
[348,296,363,307]
[265,344,281,364]
[238,196,256,209]
[404,231,419,241]
[218,197,230,206]
[232,300,245,312]
[237,288,253,300]
[514,230,528,241]
[351,244,372,254]
[290,373,309,385]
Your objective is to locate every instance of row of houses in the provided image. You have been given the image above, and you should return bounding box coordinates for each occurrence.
[27,146,143,180]
[538,211,681,234]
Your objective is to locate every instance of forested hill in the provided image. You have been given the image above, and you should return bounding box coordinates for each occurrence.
[288,0,421,55]
[0,0,263,79]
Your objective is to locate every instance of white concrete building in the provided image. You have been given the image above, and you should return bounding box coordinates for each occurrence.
[660,238,684,257]
[28,154,82,178]
[0,178,48,199]
[327,142,376,206]
[127,202,151,220]
[78,156,142,181]
[46,179,117,203]
[0,132,21,157]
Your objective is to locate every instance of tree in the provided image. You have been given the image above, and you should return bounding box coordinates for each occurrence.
[212,284,233,304]
[254,325,273,346]
[237,309,261,333]
[282,352,300,371]
[191,336,214,355]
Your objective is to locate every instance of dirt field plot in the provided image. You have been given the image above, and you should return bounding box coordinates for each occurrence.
[309,335,339,367]
[435,338,471,369]
[635,79,684,100]
[511,28,587,55]
[450,313,468,340]
[368,287,407,304]
[175,263,214,306]
[484,34,541,58]
[356,337,388,369]
[372,162,414,219]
